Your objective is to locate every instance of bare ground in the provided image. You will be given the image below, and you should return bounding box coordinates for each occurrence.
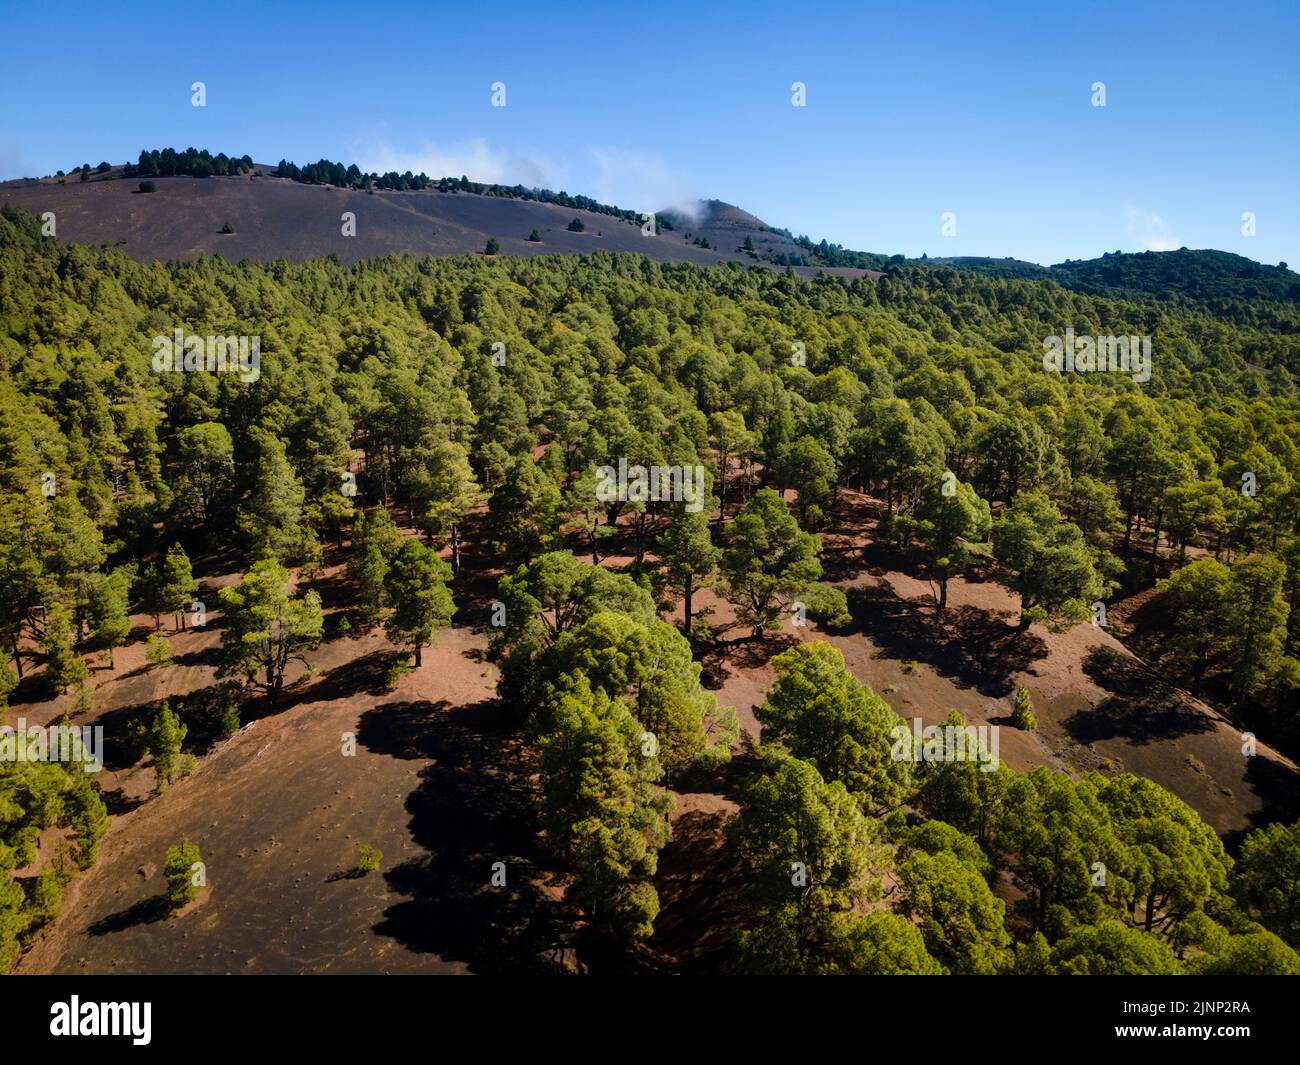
[10,489,1298,973]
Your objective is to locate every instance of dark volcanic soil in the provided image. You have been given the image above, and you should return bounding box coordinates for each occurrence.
[0,171,875,279]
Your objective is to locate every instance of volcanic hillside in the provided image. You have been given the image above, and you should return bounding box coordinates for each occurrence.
[0,168,871,276]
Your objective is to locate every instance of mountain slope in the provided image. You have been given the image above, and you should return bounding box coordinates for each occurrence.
[0,170,873,278]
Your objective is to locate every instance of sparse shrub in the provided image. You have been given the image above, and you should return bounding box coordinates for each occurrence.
[354,842,382,875]
[145,631,173,669]
[385,657,413,689]
[484,237,500,255]
[1011,686,1037,730]
[803,583,852,629]
[527,228,542,242]
[566,217,585,232]
[220,220,236,234]
[138,180,156,193]
[164,837,203,911]
[219,698,241,740]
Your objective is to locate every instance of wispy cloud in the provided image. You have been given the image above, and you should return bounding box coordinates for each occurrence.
[1124,202,1180,252]
[350,137,559,188]
[345,138,698,213]
[0,139,36,181]
[586,147,697,215]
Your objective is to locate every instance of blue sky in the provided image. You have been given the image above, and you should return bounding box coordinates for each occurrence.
[1,0,1296,266]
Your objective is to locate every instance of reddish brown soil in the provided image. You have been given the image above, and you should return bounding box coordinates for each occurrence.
[10,490,1298,974]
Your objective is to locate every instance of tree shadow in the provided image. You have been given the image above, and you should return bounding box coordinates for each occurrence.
[98,786,148,816]
[856,538,931,583]
[91,698,160,770]
[170,642,225,670]
[1070,647,1216,745]
[843,584,1047,698]
[361,697,578,973]
[641,807,747,974]
[187,543,245,581]
[266,648,398,717]
[309,569,357,613]
[87,895,169,936]
[1236,755,1300,846]
[695,630,796,689]
[3,667,54,708]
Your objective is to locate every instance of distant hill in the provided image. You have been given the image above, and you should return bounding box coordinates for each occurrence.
[0,163,876,279]
[1048,248,1300,303]
[926,256,1052,280]
[3,152,1296,310]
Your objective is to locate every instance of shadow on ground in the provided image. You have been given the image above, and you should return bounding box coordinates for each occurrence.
[844,581,1048,699]
[1070,647,1216,746]
[360,697,579,973]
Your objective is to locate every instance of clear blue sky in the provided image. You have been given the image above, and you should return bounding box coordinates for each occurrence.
[2,0,1296,266]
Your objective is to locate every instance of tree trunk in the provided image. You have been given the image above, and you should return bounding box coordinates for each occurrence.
[716,453,728,530]
[451,523,461,574]
[12,638,22,679]
[634,512,647,566]
[938,579,948,612]
[683,571,694,636]
[414,643,423,667]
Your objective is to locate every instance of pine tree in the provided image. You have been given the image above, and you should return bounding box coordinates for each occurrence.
[88,566,133,668]
[657,503,719,637]
[1010,686,1036,730]
[382,539,455,666]
[41,602,87,695]
[148,701,187,794]
[158,544,198,630]
[218,559,323,707]
[164,837,203,910]
[721,490,822,638]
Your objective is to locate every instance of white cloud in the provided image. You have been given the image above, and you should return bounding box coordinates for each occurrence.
[1124,202,1180,252]
[586,147,697,215]
[350,137,559,188]
[344,139,698,214]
